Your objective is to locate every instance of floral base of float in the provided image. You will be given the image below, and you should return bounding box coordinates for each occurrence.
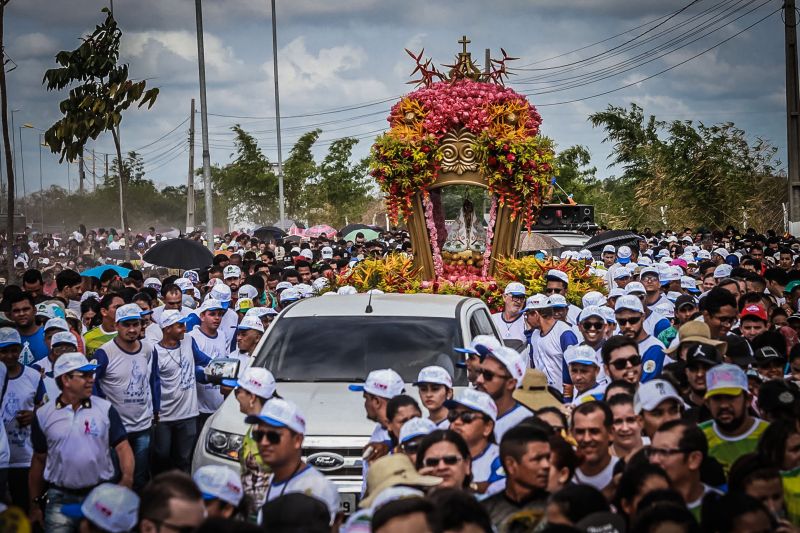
[324,256,606,313]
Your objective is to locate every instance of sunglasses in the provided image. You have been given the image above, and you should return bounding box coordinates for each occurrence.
[581,321,605,331]
[475,368,511,382]
[423,455,462,468]
[401,441,422,455]
[544,288,563,294]
[251,429,282,444]
[447,410,486,424]
[609,355,642,370]
[616,316,642,326]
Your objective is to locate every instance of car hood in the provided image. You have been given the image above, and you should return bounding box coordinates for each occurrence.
[210,382,386,437]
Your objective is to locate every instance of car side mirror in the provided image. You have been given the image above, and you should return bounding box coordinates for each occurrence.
[204,358,241,385]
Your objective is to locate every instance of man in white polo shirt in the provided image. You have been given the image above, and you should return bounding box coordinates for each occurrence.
[93,303,159,491]
[29,352,133,531]
[474,345,531,441]
[153,310,212,474]
[189,298,230,433]
[491,282,527,343]
[246,398,339,518]
[445,388,505,495]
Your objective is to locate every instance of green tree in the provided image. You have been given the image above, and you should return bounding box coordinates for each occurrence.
[283,129,320,220]
[314,137,372,227]
[41,7,158,248]
[109,151,146,188]
[209,125,278,225]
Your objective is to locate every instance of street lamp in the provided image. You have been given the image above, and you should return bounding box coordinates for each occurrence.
[22,124,44,233]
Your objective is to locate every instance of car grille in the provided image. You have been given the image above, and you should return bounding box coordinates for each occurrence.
[302,445,364,477]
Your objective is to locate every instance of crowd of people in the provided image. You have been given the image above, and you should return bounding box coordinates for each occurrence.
[0,225,798,532]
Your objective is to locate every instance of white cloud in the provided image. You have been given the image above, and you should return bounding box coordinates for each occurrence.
[12,32,59,59]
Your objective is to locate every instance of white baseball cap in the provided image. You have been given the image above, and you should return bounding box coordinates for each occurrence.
[485,346,526,388]
[53,352,98,379]
[634,379,683,414]
[193,465,244,506]
[625,282,646,295]
[547,294,569,308]
[582,291,607,308]
[61,483,139,533]
[608,287,626,299]
[295,283,314,298]
[615,295,644,314]
[578,305,605,323]
[617,246,632,264]
[0,328,21,349]
[312,277,329,291]
[80,291,100,303]
[237,315,265,333]
[115,303,143,323]
[349,368,405,399]
[183,270,200,284]
[522,294,550,312]
[299,249,313,261]
[413,366,453,388]
[399,417,437,444]
[223,265,242,279]
[602,245,616,254]
[601,306,617,324]
[159,309,190,329]
[51,331,78,347]
[660,267,681,284]
[681,276,700,293]
[275,281,293,291]
[198,298,226,314]
[613,267,631,280]
[279,287,301,303]
[697,249,712,260]
[245,307,278,319]
[209,283,232,303]
[223,367,276,399]
[654,301,675,318]
[503,281,527,297]
[444,389,498,421]
[455,334,503,357]
[564,345,599,367]
[713,264,732,279]
[44,317,70,332]
[143,277,162,290]
[545,269,569,285]
[639,266,659,279]
[238,284,258,300]
[174,278,194,292]
[321,246,334,259]
[712,247,730,259]
[245,398,307,434]
[337,285,358,295]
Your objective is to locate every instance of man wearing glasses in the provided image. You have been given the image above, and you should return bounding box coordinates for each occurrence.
[614,296,668,383]
[491,282,528,343]
[639,267,670,309]
[648,419,719,522]
[445,388,504,495]
[246,398,339,519]
[474,346,531,441]
[601,336,642,387]
[29,352,133,531]
[544,270,581,325]
[529,299,579,399]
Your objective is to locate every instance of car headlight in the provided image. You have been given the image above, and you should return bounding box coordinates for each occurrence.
[206,429,243,461]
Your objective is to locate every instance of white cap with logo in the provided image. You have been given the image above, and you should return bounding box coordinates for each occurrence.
[54,352,99,379]
[444,389,498,421]
[615,295,644,314]
[399,417,437,444]
[504,282,527,296]
[564,345,599,367]
[61,483,139,533]
[193,465,244,506]
[237,315,265,333]
[245,398,307,434]
[238,284,258,300]
[223,265,242,279]
[0,328,21,348]
[348,368,405,399]
[413,366,453,388]
[51,331,78,347]
[223,367,276,399]
[209,284,232,303]
[485,346,526,388]
[44,317,70,332]
[115,303,143,323]
[634,379,683,414]
[159,309,190,329]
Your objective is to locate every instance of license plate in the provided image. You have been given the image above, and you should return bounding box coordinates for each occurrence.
[339,492,358,515]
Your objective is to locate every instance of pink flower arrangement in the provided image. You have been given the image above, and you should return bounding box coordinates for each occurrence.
[388,80,541,140]
[423,195,444,277]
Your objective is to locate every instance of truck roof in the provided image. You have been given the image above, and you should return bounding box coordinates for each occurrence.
[281,293,474,319]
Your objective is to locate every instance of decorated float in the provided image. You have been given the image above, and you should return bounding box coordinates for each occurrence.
[327,38,605,310]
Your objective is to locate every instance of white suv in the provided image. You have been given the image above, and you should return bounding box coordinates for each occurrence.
[192,293,501,513]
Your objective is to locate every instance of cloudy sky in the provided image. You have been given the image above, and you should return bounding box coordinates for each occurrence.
[4,0,787,201]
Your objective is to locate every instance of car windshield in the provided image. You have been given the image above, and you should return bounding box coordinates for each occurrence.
[252,315,468,384]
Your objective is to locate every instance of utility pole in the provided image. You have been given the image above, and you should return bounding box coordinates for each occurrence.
[92,148,96,190]
[787,0,800,221]
[78,152,85,194]
[271,0,286,228]
[195,0,214,252]
[186,98,196,232]
[18,126,26,219]
[104,153,109,185]
[38,133,43,233]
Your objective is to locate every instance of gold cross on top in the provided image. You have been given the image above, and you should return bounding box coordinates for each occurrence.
[458,35,471,55]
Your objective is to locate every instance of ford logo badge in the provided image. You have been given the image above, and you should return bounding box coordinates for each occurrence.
[307,452,345,472]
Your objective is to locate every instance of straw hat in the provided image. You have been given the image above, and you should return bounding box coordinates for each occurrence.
[358,454,442,509]
[512,369,564,412]
[664,321,727,355]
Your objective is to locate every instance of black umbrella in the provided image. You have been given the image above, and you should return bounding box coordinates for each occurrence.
[253,226,287,241]
[585,230,644,251]
[142,238,214,270]
[339,223,371,237]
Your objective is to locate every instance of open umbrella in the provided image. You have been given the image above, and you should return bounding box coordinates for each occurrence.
[585,230,644,251]
[143,238,214,270]
[253,226,286,241]
[344,228,380,242]
[305,224,337,238]
[81,264,131,278]
[518,232,562,252]
[339,223,371,236]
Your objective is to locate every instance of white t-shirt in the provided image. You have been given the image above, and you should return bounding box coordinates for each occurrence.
[491,312,527,343]
[145,323,163,344]
[530,321,579,392]
[472,443,505,496]
[574,455,619,491]
[155,340,200,422]
[2,366,44,467]
[264,465,340,519]
[494,402,534,442]
[94,339,156,432]
[189,328,230,414]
